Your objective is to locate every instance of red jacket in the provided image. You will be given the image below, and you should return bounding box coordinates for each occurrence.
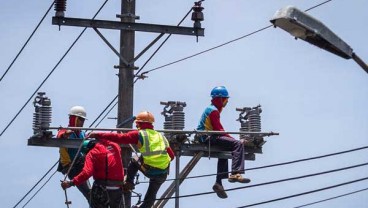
[72,139,124,186]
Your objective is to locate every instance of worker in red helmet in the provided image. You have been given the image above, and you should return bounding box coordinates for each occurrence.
[88,111,175,208]
[197,86,250,199]
[61,138,126,208]
[57,106,91,203]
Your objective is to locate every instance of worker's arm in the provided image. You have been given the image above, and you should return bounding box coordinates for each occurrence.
[72,151,94,186]
[88,131,139,144]
[208,110,232,137]
[167,147,175,161]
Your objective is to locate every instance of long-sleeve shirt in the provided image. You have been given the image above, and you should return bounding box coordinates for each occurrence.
[94,130,175,161]
[57,129,85,167]
[72,139,124,186]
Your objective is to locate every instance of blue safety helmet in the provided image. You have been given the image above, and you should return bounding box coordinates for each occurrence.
[210,86,229,98]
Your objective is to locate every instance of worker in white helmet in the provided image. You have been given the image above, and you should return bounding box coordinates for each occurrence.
[56,106,91,203]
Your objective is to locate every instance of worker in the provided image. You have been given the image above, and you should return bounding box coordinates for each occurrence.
[197,86,250,199]
[88,111,175,208]
[57,106,91,201]
[61,138,125,208]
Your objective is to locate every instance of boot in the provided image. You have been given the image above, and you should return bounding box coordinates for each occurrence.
[212,182,228,199]
[228,173,251,183]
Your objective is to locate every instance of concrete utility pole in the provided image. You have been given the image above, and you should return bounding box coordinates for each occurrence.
[118,0,135,207]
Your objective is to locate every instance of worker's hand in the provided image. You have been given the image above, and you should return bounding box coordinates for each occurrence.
[61,130,73,139]
[87,132,100,139]
[61,180,74,190]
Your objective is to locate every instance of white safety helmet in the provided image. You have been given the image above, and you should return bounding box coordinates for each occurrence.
[68,106,87,119]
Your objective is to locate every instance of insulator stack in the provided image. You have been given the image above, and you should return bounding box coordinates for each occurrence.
[54,0,67,17]
[191,1,204,28]
[160,101,187,139]
[163,116,173,132]
[236,105,262,139]
[172,110,185,130]
[33,92,52,135]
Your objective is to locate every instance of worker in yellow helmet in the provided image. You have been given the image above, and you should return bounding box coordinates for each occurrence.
[89,111,175,208]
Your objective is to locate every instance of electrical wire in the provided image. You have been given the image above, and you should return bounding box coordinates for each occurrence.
[0,0,110,138]
[235,177,368,208]
[22,170,58,208]
[0,1,55,83]
[88,95,118,128]
[156,162,368,200]
[136,0,333,77]
[293,187,368,208]
[12,160,58,208]
[138,145,368,183]
[133,4,193,84]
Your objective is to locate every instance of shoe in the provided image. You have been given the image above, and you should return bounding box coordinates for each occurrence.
[123,181,135,193]
[212,182,228,199]
[228,173,251,183]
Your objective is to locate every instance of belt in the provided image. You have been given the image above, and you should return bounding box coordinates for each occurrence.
[94,179,124,187]
[105,186,121,190]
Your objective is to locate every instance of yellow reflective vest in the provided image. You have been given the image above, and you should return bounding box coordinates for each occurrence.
[139,129,171,170]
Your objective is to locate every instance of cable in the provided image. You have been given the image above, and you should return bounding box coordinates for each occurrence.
[0,0,110,138]
[88,95,118,128]
[0,1,55,83]
[293,187,368,208]
[94,100,118,128]
[236,177,368,208]
[22,170,58,208]
[137,0,333,77]
[138,145,368,183]
[12,160,58,208]
[156,162,368,200]
[133,5,193,84]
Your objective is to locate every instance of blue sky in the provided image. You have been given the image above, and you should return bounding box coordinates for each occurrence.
[0,0,367,207]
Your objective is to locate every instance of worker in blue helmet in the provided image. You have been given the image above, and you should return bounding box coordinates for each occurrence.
[197,86,250,199]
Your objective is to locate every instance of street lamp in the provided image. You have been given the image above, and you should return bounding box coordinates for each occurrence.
[270,6,368,74]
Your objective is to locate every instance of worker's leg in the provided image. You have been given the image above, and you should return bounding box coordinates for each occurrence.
[108,188,124,208]
[139,174,167,208]
[212,136,244,173]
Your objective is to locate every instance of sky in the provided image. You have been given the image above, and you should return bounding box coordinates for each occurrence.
[0,0,367,208]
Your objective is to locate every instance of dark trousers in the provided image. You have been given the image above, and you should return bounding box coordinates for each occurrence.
[207,135,245,182]
[91,183,124,208]
[126,160,167,208]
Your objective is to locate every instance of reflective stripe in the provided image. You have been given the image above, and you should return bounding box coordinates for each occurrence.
[141,130,151,154]
[138,129,171,169]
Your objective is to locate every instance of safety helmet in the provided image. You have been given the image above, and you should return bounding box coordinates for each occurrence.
[69,106,87,119]
[135,111,155,123]
[210,86,229,98]
[81,139,96,154]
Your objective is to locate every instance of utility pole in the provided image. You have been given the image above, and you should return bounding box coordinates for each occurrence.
[118,0,135,207]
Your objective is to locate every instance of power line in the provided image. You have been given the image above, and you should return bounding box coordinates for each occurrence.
[137,0,333,77]
[293,187,368,208]
[0,1,54,83]
[138,145,368,183]
[156,162,368,200]
[12,160,58,208]
[0,0,110,138]
[22,170,58,208]
[236,177,368,208]
[133,5,193,84]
